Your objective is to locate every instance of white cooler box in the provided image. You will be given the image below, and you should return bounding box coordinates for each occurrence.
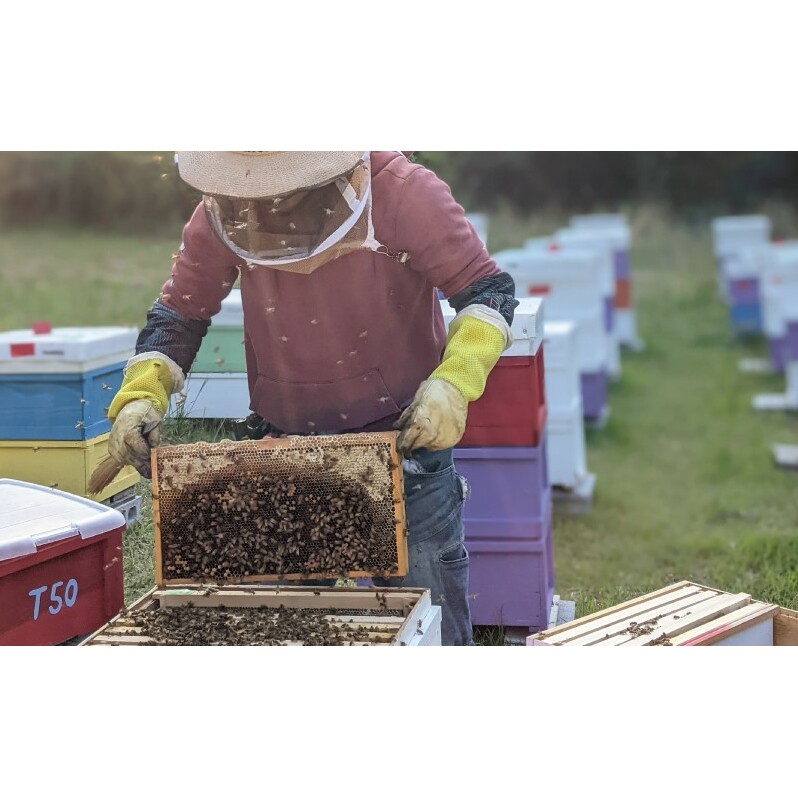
[543,320,580,412]
[547,396,589,490]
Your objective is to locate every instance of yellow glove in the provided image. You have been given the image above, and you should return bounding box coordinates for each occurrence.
[105,359,174,478]
[396,315,505,455]
[107,359,173,420]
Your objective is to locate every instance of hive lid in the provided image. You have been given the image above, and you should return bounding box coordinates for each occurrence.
[0,479,126,562]
[438,296,544,356]
[0,326,138,373]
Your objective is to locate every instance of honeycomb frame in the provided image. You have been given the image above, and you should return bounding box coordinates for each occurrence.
[151,432,408,586]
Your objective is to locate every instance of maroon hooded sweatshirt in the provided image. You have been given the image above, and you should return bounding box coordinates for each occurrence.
[160,151,499,435]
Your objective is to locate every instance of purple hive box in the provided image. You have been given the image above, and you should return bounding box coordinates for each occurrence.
[581,370,608,421]
[614,250,631,281]
[453,439,550,524]
[726,277,760,306]
[787,321,798,362]
[465,494,555,631]
[769,336,789,373]
[604,296,615,333]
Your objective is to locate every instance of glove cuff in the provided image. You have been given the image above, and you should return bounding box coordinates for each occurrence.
[429,316,505,402]
[107,359,174,420]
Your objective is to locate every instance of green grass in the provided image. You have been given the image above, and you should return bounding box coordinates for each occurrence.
[4,211,798,629]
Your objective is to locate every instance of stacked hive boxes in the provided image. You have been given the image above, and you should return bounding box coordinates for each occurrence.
[752,242,798,413]
[0,326,140,519]
[494,247,611,425]
[760,242,798,374]
[569,214,642,352]
[440,297,555,634]
[177,288,251,420]
[0,479,127,645]
[543,320,595,504]
[554,227,622,380]
[710,215,771,335]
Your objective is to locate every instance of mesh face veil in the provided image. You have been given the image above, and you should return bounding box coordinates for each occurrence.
[203,153,382,274]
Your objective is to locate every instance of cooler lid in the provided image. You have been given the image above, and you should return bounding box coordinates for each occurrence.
[0,479,126,562]
[0,326,138,368]
[213,289,244,328]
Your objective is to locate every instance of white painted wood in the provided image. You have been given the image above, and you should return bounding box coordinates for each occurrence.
[174,372,251,419]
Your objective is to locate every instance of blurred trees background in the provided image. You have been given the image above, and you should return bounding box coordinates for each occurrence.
[0,151,796,232]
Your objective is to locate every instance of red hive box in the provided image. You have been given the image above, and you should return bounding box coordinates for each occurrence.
[440,297,547,447]
[0,479,126,646]
[460,346,547,447]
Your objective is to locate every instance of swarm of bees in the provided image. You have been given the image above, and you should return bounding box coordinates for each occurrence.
[126,604,391,646]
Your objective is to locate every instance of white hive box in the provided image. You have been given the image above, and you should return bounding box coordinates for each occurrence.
[711,215,771,261]
[438,296,544,358]
[466,212,489,248]
[761,242,798,338]
[493,248,609,374]
[214,288,244,328]
[554,228,621,379]
[542,322,590,491]
[547,396,589,490]
[542,321,581,411]
[527,581,783,646]
[174,372,251,420]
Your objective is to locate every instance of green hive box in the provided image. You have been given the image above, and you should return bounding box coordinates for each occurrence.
[192,289,246,373]
[193,327,246,373]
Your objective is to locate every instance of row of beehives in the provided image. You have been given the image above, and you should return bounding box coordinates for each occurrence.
[711,216,798,407]
[3,471,795,647]
[711,216,798,467]
[0,324,142,522]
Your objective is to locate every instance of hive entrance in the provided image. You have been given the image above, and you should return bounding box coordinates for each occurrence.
[153,434,407,584]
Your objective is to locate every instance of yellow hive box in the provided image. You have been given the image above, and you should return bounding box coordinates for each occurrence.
[0,433,140,503]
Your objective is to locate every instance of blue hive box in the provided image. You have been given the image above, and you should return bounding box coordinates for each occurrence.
[0,326,138,441]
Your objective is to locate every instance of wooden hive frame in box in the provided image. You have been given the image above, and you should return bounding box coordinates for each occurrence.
[152,433,408,586]
[79,585,441,646]
[528,581,785,646]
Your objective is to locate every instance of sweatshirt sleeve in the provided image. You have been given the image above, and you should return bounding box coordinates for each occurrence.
[158,201,243,321]
[394,165,499,299]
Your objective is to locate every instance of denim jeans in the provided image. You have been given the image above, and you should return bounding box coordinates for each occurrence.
[373,447,473,646]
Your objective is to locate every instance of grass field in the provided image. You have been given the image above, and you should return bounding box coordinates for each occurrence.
[2,209,798,627]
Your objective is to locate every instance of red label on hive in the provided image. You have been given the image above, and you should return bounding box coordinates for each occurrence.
[10,343,35,358]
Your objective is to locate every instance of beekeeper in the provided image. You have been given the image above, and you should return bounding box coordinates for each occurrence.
[106,151,518,646]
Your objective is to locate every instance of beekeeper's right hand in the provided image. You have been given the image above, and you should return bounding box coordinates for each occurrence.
[106,359,173,478]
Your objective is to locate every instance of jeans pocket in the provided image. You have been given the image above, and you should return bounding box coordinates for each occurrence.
[403,448,461,544]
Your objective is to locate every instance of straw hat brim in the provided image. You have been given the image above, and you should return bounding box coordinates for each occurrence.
[177,151,364,198]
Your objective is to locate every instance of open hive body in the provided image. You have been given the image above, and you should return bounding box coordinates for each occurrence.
[527,581,784,646]
[79,585,441,646]
[153,434,408,585]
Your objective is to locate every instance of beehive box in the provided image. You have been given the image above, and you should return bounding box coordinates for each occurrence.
[0,479,126,645]
[0,433,140,503]
[152,433,408,585]
[439,297,546,446]
[174,371,251,419]
[0,326,137,440]
[527,581,786,646]
[192,289,247,373]
[79,585,441,646]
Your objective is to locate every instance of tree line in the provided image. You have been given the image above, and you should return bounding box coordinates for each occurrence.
[1,151,795,231]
